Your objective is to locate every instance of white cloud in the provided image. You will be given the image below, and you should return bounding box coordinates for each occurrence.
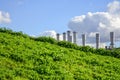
[107,0,120,15]
[39,30,57,39]
[0,11,11,24]
[39,30,64,41]
[68,0,120,46]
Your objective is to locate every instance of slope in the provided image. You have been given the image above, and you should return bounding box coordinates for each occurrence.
[0,31,120,80]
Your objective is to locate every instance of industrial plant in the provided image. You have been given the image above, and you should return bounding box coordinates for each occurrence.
[56,31,115,49]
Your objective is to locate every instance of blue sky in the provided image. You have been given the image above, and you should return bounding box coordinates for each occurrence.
[0,0,114,35]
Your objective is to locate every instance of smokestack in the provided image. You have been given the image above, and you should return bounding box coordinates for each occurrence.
[67,31,71,42]
[73,31,77,44]
[82,34,86,46]
[56,33,60,41]
[70,36,72,43]
[63,32,66,41]
[110,32,114,48]
[96,33,100,49]
[105,46,108,50]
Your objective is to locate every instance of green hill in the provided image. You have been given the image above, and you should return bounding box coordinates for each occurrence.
[0,28,120,80]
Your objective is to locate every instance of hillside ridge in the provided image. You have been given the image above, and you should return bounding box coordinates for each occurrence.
[0,28,120,79]
[0,27,120,58]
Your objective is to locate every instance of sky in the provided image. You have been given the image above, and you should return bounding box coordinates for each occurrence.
[0,0,120,47]
[0,0,113,34]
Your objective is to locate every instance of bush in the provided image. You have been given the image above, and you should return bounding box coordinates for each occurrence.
[33,37,57,44]
[0,27,13,33]
[0,27,29,38]
[79,46,94,52]
[1,27,120,59]
[57,41,79,49]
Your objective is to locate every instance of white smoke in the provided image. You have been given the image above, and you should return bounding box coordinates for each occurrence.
[68,1,120,46]
[0,11,11,24]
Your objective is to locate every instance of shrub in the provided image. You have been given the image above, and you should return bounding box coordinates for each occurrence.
[33,36,57,44]
[0,27,29,38]
[1,27,120,59]
[79,46,94,52]
[0,27,13,33]
[57,41,78,49]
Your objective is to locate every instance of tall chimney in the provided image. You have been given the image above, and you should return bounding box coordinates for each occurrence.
[56,33,60,41]
[105,46,108,50]
[67,31,71,42]
[110,32,114,48]
[73,31,77,44]
[70,36,72,43]
[96,33,100,49]
[63,32,66,41]
[82,34,86,46]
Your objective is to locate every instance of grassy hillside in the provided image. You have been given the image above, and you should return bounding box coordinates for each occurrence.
[0,29,120,80]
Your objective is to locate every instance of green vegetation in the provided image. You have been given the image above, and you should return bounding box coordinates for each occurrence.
[0,27,120,80]
[1,27,120,59]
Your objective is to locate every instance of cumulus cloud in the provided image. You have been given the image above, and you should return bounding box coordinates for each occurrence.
[68,0,120,46]
[0,11,11,24]
[107,0,120,15]
[39,30,57,38]
[39,30,64,41]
